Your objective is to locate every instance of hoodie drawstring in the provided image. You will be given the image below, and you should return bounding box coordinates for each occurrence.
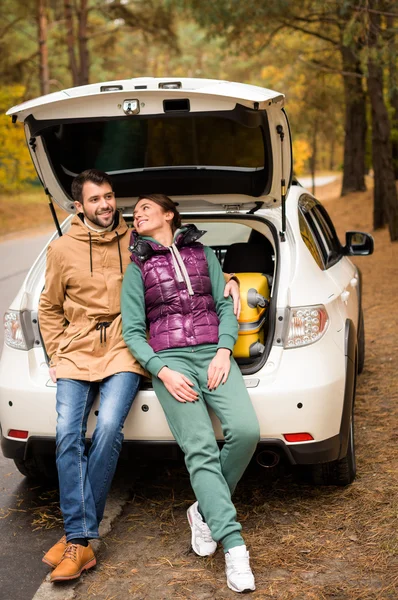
[87,230,123,276]
[88,232,93,276]
[169,243,194,296]
[115,231,123,274]
[96,322,111,345]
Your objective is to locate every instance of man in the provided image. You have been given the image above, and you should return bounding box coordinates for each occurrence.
[39,169,240,582]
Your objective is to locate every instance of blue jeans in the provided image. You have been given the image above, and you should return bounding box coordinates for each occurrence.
[56,372,141,541]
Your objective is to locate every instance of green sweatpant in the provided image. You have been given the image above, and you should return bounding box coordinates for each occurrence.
[152,345,260,552]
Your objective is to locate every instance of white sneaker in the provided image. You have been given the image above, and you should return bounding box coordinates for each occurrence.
[187,501,217,557]
[225,545,256,593]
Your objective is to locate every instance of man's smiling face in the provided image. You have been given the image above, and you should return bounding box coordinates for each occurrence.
[75,181,116,229]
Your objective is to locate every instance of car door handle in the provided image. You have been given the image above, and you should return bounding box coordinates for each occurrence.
[341,290,350,303]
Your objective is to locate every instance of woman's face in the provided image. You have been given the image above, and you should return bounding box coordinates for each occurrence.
[133,199,173,236]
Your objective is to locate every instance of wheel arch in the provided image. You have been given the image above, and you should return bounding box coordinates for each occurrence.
[339,319,357,459]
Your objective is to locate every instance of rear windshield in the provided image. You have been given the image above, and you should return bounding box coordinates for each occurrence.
[40,110,271,198]
[51,116,265,173]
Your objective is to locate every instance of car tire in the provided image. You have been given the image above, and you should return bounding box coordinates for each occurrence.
[357,309,365,374]
[14,456,58,482]
[300,414,356,486]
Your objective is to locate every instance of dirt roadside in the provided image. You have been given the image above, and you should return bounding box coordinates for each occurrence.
[50,181,398,599]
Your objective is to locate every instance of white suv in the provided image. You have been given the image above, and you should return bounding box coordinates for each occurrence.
[0,77,373,485]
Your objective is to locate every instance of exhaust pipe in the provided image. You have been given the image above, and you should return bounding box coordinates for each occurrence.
[256,450,280,469]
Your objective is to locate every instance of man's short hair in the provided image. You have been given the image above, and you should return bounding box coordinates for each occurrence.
[71,169,113,203]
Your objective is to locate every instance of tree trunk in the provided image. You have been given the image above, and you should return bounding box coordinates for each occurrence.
[64,0,79,86]
[340,46,367,196]
[367,7,398,240]
[329,137,335,172]
[77,0,89,85]
[37,0,50,95]
[386,15,398,179]
[310,118,318,195]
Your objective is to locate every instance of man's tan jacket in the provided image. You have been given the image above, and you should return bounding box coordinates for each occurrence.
[39,212,147,381]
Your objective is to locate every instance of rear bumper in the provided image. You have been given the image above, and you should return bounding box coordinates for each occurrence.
[1,431,340,466]
[0,329,351,467]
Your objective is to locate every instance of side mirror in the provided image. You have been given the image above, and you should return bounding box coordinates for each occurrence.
[342,231,374,256]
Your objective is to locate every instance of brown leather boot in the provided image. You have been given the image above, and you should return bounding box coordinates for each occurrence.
[50,543,96,582]
[42,535,67,568]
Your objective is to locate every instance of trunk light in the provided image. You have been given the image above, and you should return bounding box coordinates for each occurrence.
[159,81,182,89]
[285,305,328,348]
[8,430,29,439]
[100,85,123,92]
[4,310,29,350]
[283,433,314,442]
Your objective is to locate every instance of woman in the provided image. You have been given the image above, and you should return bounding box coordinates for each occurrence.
[121,194,260,593]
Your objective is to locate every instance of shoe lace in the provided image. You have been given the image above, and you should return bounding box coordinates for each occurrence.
[63,544,78,563]
[197,519,213,543]
[230,555,251,575]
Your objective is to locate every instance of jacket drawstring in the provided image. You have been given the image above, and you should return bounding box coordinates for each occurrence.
[96,321,111,345]
[115,231,123,274]
[88,232,93,276]
[169,245,184,283]
[169,243,194,296]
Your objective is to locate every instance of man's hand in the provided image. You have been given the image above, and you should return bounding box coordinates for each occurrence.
[207,348,231,390]
[158,367,198,403]
[49,367,57,383]
[224,279,241,319]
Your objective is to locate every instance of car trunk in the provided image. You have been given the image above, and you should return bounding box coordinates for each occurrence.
[122,210,279,375]
[7,77,292,212]
[7,77,291,373]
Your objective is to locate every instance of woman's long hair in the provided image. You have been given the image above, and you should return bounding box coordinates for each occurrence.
[136,194,182,233]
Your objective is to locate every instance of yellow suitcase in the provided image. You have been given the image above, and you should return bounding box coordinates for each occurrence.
[233,273,270,358]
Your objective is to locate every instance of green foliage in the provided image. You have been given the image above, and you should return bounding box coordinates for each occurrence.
[7,0,394,192]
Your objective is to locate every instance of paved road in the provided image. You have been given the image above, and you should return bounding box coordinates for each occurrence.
[298,174,337,189]
[0,233,52,352]
[0,231,63,600]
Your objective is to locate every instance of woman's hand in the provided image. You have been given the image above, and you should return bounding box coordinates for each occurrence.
[207,348,231,391]
[224,278,241,319]
[158,367,199,403]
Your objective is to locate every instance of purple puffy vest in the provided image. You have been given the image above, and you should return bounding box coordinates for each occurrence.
[130,229,219,352]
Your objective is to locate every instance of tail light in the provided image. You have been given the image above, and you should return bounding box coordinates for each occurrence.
[284,305,329,349]
[283,433,314,442]
[8,430,29,439]
[4,310,34,350]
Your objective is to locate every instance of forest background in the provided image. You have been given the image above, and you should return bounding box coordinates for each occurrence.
[1,0,398,239]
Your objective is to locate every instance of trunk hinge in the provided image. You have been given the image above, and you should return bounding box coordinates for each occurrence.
[45,188,63,237]
[247,201,264,215]
[29,137,37,152]
[276,124,286,242]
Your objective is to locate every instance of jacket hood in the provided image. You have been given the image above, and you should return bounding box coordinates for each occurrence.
[67,210,129,276]
[129,224,206,263]
[68,210,128,241]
